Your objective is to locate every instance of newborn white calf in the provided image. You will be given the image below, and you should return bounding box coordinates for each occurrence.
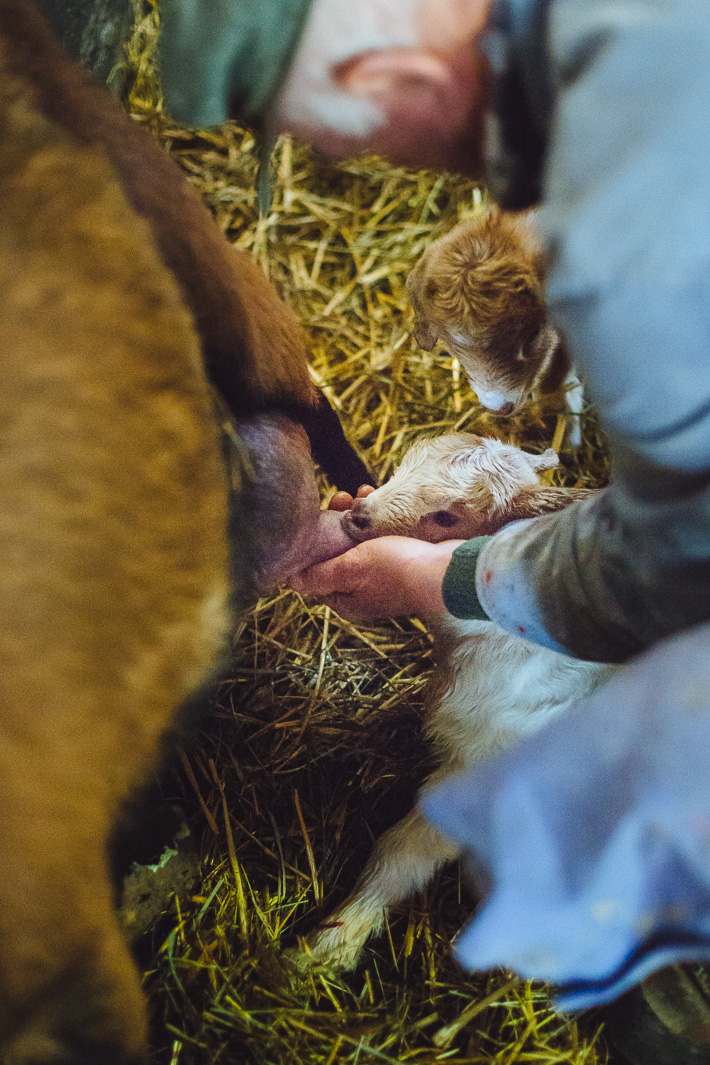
[299,434,613,970]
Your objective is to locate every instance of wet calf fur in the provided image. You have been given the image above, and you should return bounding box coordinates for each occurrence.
[300,435,612,970]
[407,206,583,442]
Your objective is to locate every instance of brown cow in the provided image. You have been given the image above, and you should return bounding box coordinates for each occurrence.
[6,0,370,494]
[0,1,359,1061]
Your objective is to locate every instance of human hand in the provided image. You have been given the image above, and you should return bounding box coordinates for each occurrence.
[288,535,464,621]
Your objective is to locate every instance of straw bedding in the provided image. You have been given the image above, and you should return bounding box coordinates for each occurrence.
[120,5,611,1062]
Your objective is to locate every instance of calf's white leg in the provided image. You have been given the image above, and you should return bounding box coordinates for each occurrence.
[301,771,460,970]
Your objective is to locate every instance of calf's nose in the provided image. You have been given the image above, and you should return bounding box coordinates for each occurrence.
[348,511,370,530]
[348,498,371,529]
[472,385,516,415]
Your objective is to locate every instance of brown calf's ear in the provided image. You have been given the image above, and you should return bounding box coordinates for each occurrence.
[506,485,600,522]
[413,320,438,350]
[406,256,424,300]
[407,260,438,350]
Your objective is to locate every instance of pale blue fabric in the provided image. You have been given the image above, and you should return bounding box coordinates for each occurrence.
[422,623,710,1011]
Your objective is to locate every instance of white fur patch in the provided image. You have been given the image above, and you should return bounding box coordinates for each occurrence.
[474,387,512,411]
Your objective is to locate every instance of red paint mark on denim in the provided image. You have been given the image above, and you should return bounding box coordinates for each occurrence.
[485,570,493,583]
[518,626,525,633]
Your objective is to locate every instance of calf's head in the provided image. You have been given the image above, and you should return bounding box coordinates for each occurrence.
[407,206,560,414]
[343,434,561,542]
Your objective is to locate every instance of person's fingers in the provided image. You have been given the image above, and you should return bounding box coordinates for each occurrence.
[328,491,354,512]
[328,485,375,512]
[289,553,352,596]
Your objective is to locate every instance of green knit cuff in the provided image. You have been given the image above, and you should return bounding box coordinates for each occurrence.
[442,536,492,620]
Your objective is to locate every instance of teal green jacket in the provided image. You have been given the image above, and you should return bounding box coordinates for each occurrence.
[159,0,311,129]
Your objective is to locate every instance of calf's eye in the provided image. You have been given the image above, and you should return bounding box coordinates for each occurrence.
[430,510,459,527]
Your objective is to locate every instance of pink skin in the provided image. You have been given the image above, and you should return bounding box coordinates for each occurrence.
[289,483,463,621]
[275,507,359,582]
[235,414,359,596]
[268,0,495,179]
[289,533,461,621]
[328,484,375,512]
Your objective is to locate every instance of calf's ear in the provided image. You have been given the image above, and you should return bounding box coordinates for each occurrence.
[407,260,438,351]
[506,484,599,521]
[413,320,437,350]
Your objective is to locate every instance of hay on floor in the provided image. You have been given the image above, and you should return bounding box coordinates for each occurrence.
[122,6,611,1063]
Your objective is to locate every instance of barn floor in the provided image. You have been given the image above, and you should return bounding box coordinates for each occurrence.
[122,6,614,1063]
